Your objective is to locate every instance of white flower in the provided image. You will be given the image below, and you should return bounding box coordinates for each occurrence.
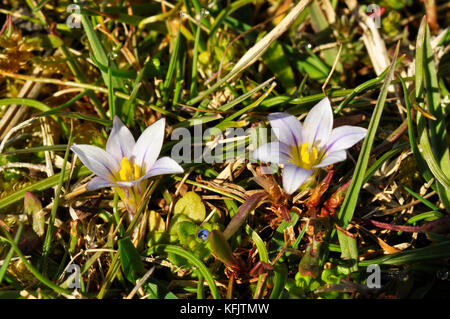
[71,116,183,213]
[253,97,367,194]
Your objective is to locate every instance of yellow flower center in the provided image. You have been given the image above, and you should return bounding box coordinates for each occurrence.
[119,157,142,181]
[290,142,320,169]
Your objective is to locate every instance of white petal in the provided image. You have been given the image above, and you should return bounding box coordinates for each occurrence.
[313,150,347,168]
[71,144,118,179]
[253,142,291,164]
[115,157,184,188]
[282,164,314,195]
[86,176,117,190]
[302,97,333,149]
[106,115,135,165]
[143,156,184,178]
[115,180,138,187]
[325,125,367,154]
[132,118,165,171]
[268,113,303,147]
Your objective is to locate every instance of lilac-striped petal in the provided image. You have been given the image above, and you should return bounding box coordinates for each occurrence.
[115,157,184,188]
[302,97,333,149]
[115,180,138,187]
[86,176,117,191]
[143,156,184,178]
[106,115,135,166]
[268,113,303,147]
[71,144,118,179]
[325,125,367,154]
[313,150,347,168]
[132,118,165,173]
[253,142,291,164]
[282,164,314,195]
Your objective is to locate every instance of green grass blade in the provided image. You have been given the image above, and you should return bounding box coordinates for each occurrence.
[147,244,220,299]
[0,223,23,284]
[49,112,111,126]
[418,128,450,189]
[173,43,186,105]
[263,42,296,93]
[308,0,341,72]
[245,225,269,299]
[245,225,269,263]
[41,134,74,274]
[196,274,204,299]
[359,241,450,266]
[122,57,151,126]
[334,67,390,114]
[218,77,275,112]
[401,185,440,211]
[89,53,137,79]
[60,45,107,119]
[293,219,309,249]
[74,0,123,113]
[208,0,254,38]
[190,13,202,99]
[0,145,68,156]
[118,236,145,282]
[336,226,358,272]
[107,56,116,119]
[74,0,119,86]
[0,166,91,211]
[269,263,288,299]
[0,229,73,296]
[215,82,276,130]
[188,0,310,105]
[337,42,400,228]
[398,75,436,192]
[162,23,182,105]
[362,143,409,185]
[407,211,442,225]
[415,17,450,210]
[0,98,68,136]
[37,90,90,117]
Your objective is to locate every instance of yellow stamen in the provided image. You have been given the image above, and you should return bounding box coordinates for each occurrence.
[119,157,133,181]
[300,142,310,165]
[134,164,141,179]
[290,142,320,169]
[312,146,318,160]
[119,157,143,181]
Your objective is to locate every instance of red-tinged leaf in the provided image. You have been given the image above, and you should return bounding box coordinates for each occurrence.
[24,192,45,237]
[298,238,322,278]
[207,230,241,272]
[223,192,266,240]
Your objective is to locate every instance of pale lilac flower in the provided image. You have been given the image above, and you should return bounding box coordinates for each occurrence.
[253,97,367,195]
[71,116,184,214]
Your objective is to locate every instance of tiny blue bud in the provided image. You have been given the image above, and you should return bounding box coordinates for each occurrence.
[197,229,209,241]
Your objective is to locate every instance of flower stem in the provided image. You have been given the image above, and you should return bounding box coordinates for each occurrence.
[41,133,74,275]
[113,192,125,237]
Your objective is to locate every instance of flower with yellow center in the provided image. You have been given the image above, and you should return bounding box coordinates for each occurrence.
[253,97,367,194]
[290,142,320,169]
[71,116,184,214]
[119,157,142,182]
